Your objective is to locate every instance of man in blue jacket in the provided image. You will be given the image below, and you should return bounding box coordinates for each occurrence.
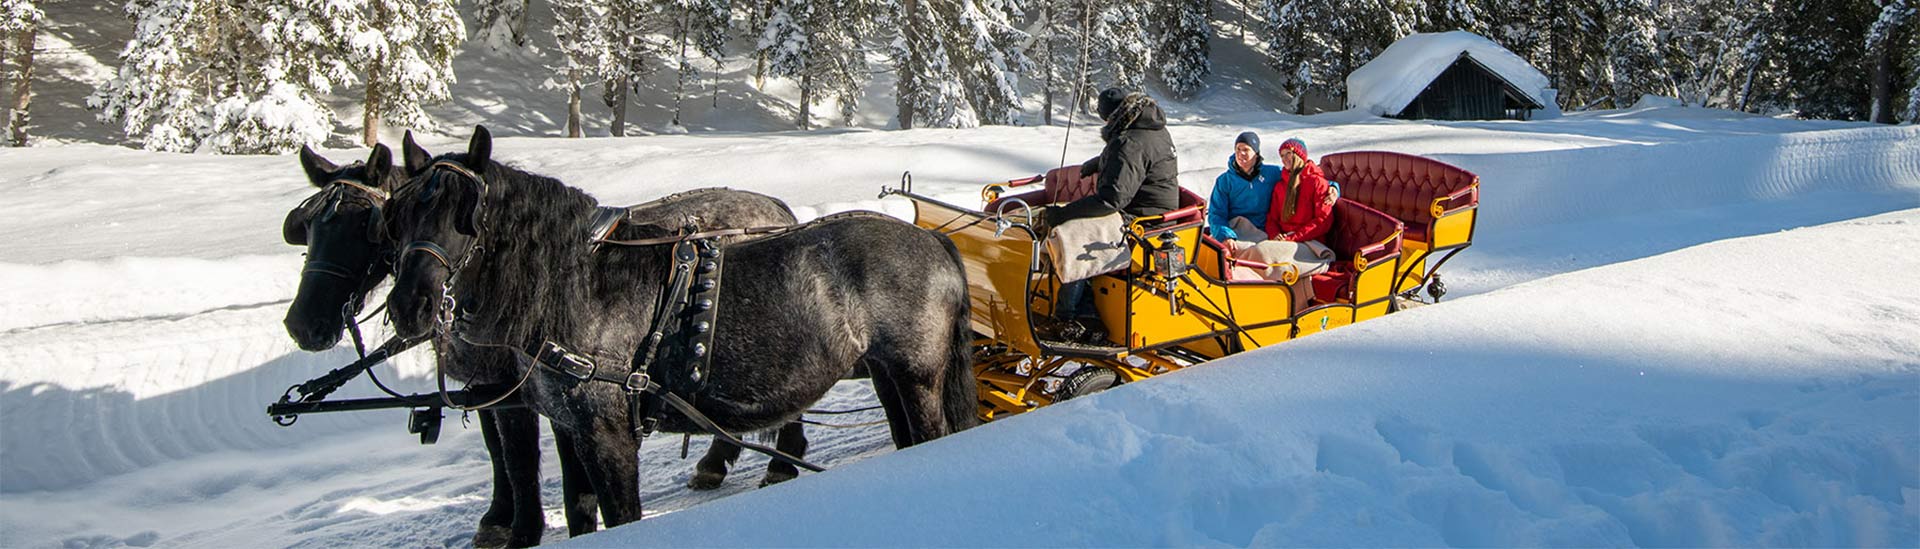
[1207,131,1281,242]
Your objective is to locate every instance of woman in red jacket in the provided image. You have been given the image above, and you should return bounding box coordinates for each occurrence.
[1265,138,1333,243]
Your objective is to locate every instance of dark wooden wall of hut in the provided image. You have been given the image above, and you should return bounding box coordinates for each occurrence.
[1394,57,1536,120]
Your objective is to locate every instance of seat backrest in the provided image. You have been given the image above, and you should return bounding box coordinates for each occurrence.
[1043,166,1099,204]
[1320,151,1477,228]
[1323,199,1403,262]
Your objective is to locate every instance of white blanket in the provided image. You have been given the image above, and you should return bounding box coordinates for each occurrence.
[1228,239,1334,281]
[1045,213,1130,284]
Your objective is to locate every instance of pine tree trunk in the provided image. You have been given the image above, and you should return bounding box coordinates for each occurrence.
[567,71,584,138]
[1870,42,1895,124]
[1042,9,1054,127]
[896,0,918,130]
[798,72,812,130]
[363,84,379,147]
[7,24,35,147]
[612,77,629,137]
[673,12,691,127]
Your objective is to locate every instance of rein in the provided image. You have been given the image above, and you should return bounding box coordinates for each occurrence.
[399,161,825,473]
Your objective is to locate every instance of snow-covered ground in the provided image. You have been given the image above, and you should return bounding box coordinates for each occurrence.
[2,107,1916,548]
[5,3,1918,547]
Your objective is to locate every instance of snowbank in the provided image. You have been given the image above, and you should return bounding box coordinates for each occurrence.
[580,209,1920,547]
[1347,31,1553,117]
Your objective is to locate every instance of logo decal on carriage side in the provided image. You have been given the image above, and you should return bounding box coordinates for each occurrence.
[1320,316,1328,330]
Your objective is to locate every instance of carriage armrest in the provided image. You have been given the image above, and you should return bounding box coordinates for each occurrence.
[1155,205,1204,225]
[1005,174,1045,188]
[1433,183,1479,217]
[1353,233,1402,271]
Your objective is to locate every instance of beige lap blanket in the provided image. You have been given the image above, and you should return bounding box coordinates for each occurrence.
[1045,213,1130,284]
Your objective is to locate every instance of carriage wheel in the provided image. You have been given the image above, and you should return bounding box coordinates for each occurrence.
[1055,366,1120,402]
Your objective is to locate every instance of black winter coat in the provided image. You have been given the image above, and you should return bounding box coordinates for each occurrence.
[1052,94,1181,224]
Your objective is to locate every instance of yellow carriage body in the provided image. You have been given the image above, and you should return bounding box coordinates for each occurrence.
[894,152,1478,421]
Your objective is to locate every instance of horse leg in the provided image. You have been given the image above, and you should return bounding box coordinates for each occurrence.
[689,437,742,490]
[472,409,516,549]
[760,421,808,487]
[553,423,599,536]
[865,360,915,449]
[495,407,548,548]
[877,353,952,447]
[575,415,645,527]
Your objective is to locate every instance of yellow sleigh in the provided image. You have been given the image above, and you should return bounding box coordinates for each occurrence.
[884,151,1480,421]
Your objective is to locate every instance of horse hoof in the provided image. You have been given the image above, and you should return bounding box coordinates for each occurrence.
[472,525,513,549]
[759,471,798,487]
[687,471,726,491]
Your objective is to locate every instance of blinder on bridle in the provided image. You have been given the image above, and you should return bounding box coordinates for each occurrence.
[283,177,391,246]
[395,160,491,330]
[395,160,489,280]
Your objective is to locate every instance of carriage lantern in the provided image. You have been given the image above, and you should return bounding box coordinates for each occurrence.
[1152,232,1188,315]
[1152,232,1187,280]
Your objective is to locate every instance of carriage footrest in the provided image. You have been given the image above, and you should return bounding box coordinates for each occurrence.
[1038,339,1130,358]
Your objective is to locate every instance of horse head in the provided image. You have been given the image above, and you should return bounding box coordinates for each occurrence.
[385,126,495,340]
[283,142,406,351]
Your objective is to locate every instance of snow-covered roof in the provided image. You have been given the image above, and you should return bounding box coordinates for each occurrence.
[1346,31,1552,116]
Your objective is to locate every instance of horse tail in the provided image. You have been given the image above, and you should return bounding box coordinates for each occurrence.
[936,235,981,433]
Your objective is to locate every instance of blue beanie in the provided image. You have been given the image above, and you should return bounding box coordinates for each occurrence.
[1234,132,1260,152]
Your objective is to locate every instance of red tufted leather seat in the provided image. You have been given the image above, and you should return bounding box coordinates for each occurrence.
[1308,199,1404,302]
[1320,151,1477,243]
[1043,166,1100,204]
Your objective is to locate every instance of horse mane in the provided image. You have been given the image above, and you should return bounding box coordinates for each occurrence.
[418,154,643,347]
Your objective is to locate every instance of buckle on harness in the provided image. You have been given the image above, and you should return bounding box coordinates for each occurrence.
[536,341,596,380]
[624,372,652,393]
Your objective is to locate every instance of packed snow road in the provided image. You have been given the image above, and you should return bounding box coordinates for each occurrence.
[1,112,1916,547]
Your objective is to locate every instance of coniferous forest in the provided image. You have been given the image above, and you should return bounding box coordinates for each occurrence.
[1,0,1915,153]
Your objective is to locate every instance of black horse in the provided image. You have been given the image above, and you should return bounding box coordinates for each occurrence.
[398,137,818,492]
[281,140,798,547]
[382,126,979,528]
[283,143,593,548]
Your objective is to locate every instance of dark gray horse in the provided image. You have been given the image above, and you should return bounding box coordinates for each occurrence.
[381,126,979,528]
[281,139,798,547]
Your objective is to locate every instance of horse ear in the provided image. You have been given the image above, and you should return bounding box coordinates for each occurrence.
[402,130,432,176]
[366,144,393,187]
[465,126,492,171]
[299,145,339,188]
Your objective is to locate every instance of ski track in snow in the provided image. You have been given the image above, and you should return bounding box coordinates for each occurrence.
[2,118,1917,547]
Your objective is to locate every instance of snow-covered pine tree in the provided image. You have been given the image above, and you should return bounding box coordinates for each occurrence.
[947,0,1026,125]
[474,0,531,49]
[1261,0,1415,111]
[758,0,876,129]
[1866,0,1915,123]
[893,0,1026,129]
[90,0,354,153]
[350,0,464,146]
[1154,0,1210,98]
[2,0,43,146]
[601,0,665,136]
[1907,28,1920,122]
[549,0,607,137]
[1773,0,1878,119]
[1659,0,1744,108]
[659,0,731,127]
[895,0,978,128]
[1599,0,1674,107]
[1025,0,1092,124]
[1419,0,1485,34]
[1088,1,1152,92]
